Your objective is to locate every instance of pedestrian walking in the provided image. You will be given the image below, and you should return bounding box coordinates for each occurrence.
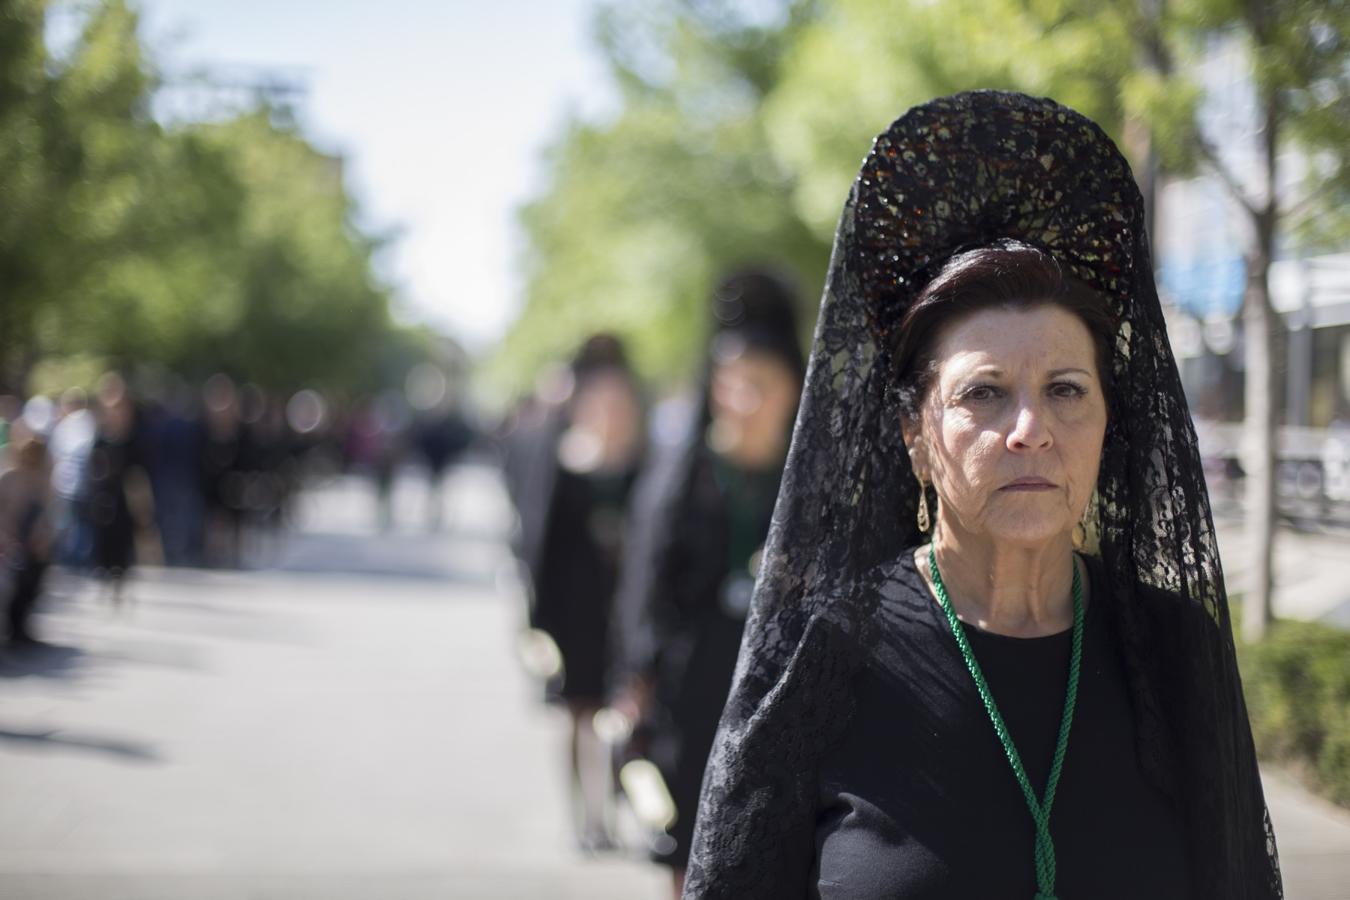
[513,334,646,852]
[88,373,147,607]
[611,268,804,898]
[201,373,245,567]
[0,426,54,644]
[48,388,96,567]
[414,402,474,531]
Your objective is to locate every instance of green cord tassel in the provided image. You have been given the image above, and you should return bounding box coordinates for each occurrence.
[929,546,1083,900]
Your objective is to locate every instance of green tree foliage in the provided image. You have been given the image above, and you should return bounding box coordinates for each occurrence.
[0,0,394,395]
[762,0,1140,239]
[489,0,827,397]
[2,0,170,383]
[0,0,94,386]
[162,112,392,392]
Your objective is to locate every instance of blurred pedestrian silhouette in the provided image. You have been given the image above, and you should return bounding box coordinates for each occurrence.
[201,373,245,567]
[48,388,96,568]
[505,334,646,852]
[88,373,148,607]
[0,425,55,644]
[413,404,474,531]
[610,268,805,896]
[344,391,410,533]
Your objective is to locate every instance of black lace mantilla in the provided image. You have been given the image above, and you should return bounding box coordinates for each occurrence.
[683,91,1282,899]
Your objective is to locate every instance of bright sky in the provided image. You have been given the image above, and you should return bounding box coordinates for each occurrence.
[136,0,615,351]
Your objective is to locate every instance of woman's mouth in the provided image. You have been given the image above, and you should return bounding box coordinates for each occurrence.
[1000,478,1057,492]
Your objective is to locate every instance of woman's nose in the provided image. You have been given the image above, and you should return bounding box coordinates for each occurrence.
[1007,402,1052,451]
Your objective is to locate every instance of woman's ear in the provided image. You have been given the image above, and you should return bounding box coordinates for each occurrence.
[904,429,928,481]
[900,413,919,450]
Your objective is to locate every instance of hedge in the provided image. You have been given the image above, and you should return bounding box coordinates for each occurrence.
[1237,616,1350,808]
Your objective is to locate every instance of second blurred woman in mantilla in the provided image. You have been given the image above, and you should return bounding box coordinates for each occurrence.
[612,268,805,899]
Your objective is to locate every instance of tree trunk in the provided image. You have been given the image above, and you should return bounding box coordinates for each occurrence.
[1242,244,1277,642]
[1241,74,1281,642]
[1122,116,1160,258]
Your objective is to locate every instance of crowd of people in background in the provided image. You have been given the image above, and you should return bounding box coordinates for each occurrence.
[0,370,475,648]
[498,267,805,898]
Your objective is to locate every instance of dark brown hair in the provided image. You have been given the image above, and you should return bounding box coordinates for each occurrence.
[891,240,1117,420]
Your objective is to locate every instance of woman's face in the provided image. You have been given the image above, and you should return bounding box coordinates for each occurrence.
[905,305,1107,548]
[560,369,642,471]
[709,349,800,466]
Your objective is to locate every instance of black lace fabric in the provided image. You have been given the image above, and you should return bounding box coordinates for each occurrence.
[683,91,1282,899]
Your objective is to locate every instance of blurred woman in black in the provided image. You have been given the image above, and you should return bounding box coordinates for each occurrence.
[612,269,805,897]
[511,334,646,851]
[88,373,147,607]
[0,428,54,644]
[200,373,244,567]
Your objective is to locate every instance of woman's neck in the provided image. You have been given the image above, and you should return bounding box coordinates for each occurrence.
[916,529,1080,638]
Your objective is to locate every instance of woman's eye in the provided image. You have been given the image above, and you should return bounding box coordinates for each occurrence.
[1049,381,1087,399]
[963,385,1001,401]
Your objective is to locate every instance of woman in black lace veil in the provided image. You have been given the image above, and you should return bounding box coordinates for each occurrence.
[611,267,804,895]
[683,91,1281,899]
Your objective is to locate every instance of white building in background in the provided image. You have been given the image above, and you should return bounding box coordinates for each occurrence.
[1153,33,1350,508]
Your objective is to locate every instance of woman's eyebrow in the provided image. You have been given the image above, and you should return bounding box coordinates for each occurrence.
[1046,367,1093,378]
[956,365,1004,378]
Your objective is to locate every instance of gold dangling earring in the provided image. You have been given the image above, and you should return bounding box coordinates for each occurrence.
[1073,492,1097,550]
[916,478,930,533]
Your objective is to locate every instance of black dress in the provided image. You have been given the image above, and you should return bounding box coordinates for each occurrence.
[532,464,637,703]
[501,408,564,583]
[810,551,1190,899]
[626,446,785,869]
[87,432,140,575]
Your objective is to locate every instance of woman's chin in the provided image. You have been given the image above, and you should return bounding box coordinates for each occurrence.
[980,518,1072,548]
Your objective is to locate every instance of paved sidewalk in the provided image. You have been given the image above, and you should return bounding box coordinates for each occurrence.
[0,465,665,900]
[1215,518,1350,627]
[1264,770,1350,899]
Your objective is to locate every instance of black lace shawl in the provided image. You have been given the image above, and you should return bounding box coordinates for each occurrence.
[682,91,1282,899]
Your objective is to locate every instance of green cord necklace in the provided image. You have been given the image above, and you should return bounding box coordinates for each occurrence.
[927,545,1084,900]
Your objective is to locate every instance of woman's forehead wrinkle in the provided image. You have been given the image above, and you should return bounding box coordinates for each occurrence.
[937,321,1098,379]
[940,354,1090,382]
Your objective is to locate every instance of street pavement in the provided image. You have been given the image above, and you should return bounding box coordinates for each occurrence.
[0,464,665,900]
[1,462,1347,899]
[1215,516,1350,628]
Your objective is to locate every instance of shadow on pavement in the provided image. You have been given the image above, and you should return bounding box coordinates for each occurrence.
[0,725,161,763]
[0,641,86,680]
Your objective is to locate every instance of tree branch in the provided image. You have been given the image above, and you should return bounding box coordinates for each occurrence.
[1195,134,1260,220]
[1280,188,1318,225]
